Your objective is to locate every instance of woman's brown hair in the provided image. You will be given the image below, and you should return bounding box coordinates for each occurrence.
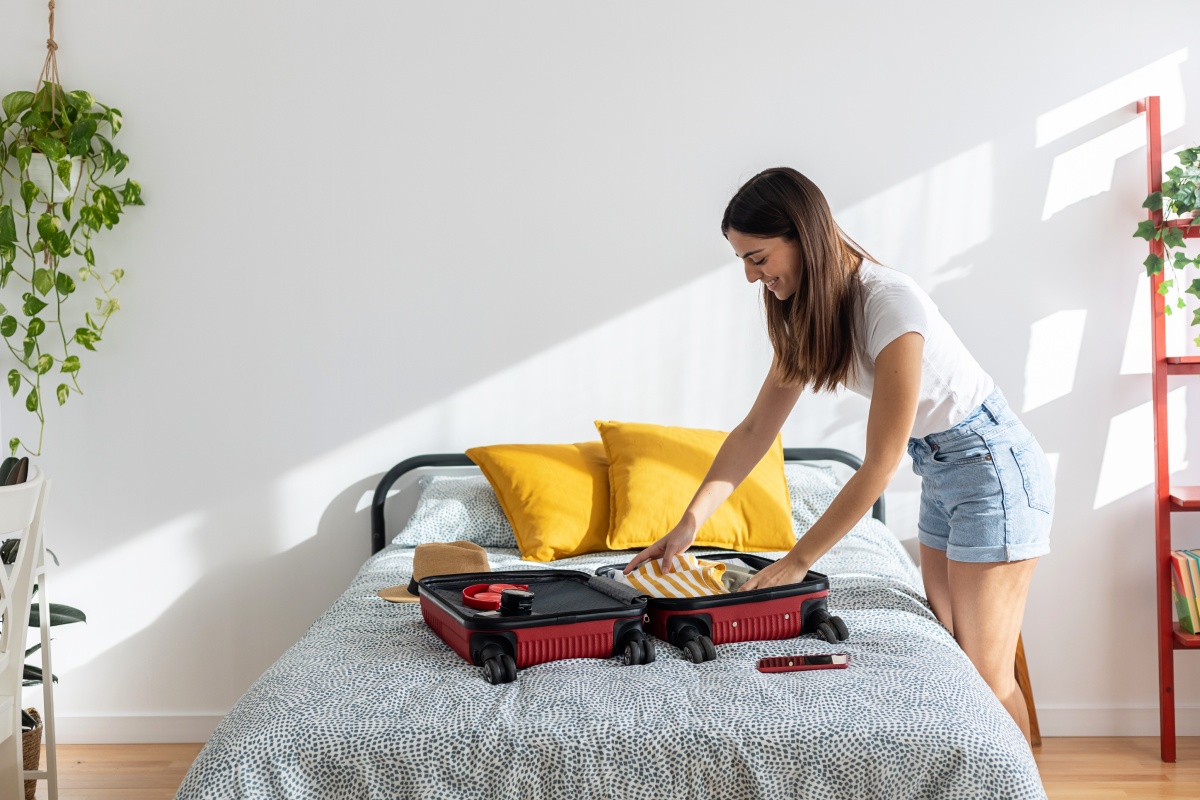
[721,167,880,393]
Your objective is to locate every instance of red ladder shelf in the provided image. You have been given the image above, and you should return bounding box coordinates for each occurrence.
[1139,95,1200,763]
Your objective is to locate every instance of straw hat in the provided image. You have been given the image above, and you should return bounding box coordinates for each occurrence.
[377,540,491,603]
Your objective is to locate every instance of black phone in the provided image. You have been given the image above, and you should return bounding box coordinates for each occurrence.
[756,654,849,673]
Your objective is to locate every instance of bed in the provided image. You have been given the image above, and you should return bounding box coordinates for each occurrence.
[175,448,1047,800]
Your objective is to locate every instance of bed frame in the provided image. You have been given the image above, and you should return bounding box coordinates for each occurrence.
[370,447,886,555]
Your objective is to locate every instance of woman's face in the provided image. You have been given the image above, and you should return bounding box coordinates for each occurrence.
[726,229,800,301]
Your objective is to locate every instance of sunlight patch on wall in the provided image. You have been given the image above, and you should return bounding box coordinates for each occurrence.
[44,512,206,676]
[1023,310,1087,412]
[1038,50,1187,221]
[1093,388,1186,510]
[836,142,993,292]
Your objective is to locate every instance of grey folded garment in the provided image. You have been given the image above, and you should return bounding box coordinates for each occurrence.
[721,564,757,592]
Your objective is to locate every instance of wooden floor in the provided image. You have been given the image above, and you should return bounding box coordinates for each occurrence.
[22,737,1200,799]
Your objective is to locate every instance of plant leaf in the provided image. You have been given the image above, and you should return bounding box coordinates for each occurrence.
[73,328,99,351]
[50,229,71,257]
[7,370,18,396]
[121,180,143,206]
[1145,253,1165,275]
[1,91,35,119]
[22,294,47,316]
[8,438,18,456]
[33,137,65,163]
[1144,192,1164,211]
[0,204,15,245]
[20,181,37,212]
[25,387,37,413]
[55,158,73,191]
[29,602,86,627]
[36,214,60,243]
[1164,226,1188,250]
[32,268,54,296]
[55,272,75,296]
[60,355,79,373]
[0,317,16,338]
[56,383,68,406]
[27,318,45,337]
[35,354,52,375]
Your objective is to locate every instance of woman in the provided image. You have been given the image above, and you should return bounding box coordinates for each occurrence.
[623,167,1054,744]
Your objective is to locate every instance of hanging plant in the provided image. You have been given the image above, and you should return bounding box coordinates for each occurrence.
[1134,146,1200,344]
[0,3,142,456]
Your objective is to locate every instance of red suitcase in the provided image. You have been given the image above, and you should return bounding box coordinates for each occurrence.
[418,569,653,684]
[596,553,848,663]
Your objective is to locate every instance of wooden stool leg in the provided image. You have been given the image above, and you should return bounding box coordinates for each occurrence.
[1014,633,1041,747]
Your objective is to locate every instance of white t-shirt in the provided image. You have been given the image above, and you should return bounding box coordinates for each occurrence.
[842,261,994,439]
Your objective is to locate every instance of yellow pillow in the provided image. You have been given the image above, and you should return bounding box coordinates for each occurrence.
[465,441,610,562]
[594,421,795,553]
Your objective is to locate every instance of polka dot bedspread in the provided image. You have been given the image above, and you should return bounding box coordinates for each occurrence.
[175,517,1046,800]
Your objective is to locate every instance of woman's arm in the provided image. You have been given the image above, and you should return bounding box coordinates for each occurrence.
[622,361,803,574]
[740,332,924,591]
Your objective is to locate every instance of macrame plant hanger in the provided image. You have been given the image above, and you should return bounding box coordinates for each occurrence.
[36,1,62,129]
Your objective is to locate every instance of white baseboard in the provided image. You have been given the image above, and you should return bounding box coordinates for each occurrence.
[1040,706,1200,736]
[45,708,1200,744]
[53,715,221,744]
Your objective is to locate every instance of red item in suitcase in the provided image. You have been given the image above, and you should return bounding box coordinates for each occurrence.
[461,583,529,610]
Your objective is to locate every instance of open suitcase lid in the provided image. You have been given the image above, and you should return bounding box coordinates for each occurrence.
[594,552,830,610]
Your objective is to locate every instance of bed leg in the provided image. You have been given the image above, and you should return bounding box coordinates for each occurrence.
[1014,633,1041,747]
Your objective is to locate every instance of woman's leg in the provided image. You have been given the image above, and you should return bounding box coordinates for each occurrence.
[919,543,954,633]
[947,557,1039,744]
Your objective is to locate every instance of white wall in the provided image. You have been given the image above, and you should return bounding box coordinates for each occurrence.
[1,0,1197,742]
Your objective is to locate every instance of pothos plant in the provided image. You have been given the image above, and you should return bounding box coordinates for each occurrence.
[1134,146,1200,345]
[0,80,142,456]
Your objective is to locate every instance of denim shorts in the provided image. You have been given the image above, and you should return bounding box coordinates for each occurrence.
[907,387,1054,563]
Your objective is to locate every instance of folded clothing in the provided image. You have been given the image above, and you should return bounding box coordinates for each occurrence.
[610,554,729,598]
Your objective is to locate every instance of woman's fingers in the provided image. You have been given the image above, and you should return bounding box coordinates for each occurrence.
[623,543,661,574]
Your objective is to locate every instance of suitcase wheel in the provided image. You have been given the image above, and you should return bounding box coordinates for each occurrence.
[815,617,849,643]
[484,653,517,684]
[683,635,716,664]
[622,634,656,666]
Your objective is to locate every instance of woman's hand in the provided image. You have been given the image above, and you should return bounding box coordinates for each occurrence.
[622,521,697,575]
[739,552,811,592]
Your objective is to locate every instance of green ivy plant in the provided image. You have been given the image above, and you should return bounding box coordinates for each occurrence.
[1134,146,1200,345]
[0,81,142,456]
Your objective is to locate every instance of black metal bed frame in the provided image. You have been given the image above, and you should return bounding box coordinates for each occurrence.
[370,447,885,555]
